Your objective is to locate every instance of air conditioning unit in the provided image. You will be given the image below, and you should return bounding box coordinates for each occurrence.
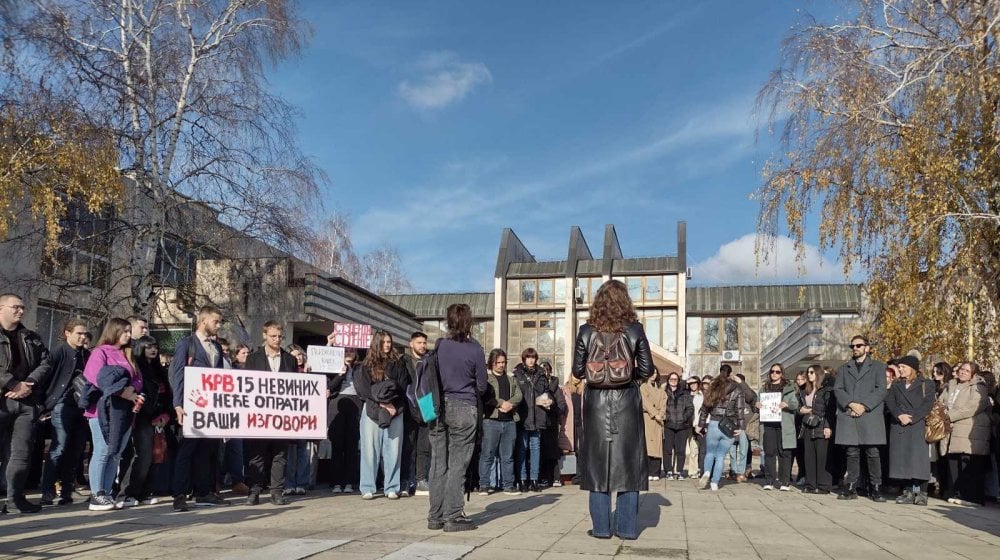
[721,350,741,362]
[573,286,585,302]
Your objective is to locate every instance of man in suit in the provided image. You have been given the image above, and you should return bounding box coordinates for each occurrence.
[242,320,297,506]
[169,305,228,511]
[834,334,888,501]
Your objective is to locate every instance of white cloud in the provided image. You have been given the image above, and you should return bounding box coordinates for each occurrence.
[397,51,492,110]
[692,233,849,285]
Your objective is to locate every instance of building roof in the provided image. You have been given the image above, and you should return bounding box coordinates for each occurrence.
[612,256,682,275]
[685,284,863,315]
[383,292,494,319]
[576,259,603,275]
[507,261,567,278]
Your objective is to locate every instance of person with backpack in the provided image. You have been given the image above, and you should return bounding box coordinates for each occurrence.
[81,318,143,511]
[401,331,429,497]
[168,305,228,512]
[571,280,653,540]
[427,303,488,532]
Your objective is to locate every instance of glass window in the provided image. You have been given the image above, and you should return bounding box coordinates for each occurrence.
[589,279,602,302]
[644,276,661,302]
[537,329,555,354]
[686,318,702,354]
[555,317,568,349]
[703,318,719,353]
[521,281,536,304]
[663,275,678,301]
[522,320,536,328]
[537,280,554,303]
[781,316,796,331]
[538,320,553,329]
[740,317,760,353]
[554,278,566,302]
[507,318,522,351]
[645,317,662,347]
[627,277,642,301]
[507,279,520,304]
[761,316,780,348]
[663,310,678,353]
[724,318,739,351]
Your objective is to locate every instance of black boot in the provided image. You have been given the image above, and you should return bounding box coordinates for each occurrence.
[529,480,540,492]
[870,484,886,503]
[895,488,915,504]
[838,483,858,500]
[246,486,261,506]
[271,489,288,505]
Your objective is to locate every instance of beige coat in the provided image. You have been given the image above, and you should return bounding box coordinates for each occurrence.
[938,377,991,456]
[641,380,666,458]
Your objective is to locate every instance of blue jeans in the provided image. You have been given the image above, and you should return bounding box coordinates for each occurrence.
[728,431,749,474]
[41,401,87,498]
[703,421,734,484]
[480,419,516,490]
[517,429,541,481]
[88,418,130,495]
[285,441,312,489]
[589,490,639,539]
[359,406,403,495]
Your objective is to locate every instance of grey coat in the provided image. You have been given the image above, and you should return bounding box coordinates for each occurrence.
[833,357,888,446]
[885,377,935,480]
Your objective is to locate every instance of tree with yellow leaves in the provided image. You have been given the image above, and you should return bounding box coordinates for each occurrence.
[756,0,999,365]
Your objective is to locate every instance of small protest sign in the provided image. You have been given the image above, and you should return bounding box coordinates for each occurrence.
[307,345,345,373]
[759,391,782,423]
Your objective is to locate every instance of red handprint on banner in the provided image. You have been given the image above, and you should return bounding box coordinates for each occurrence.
[188,389,209,408]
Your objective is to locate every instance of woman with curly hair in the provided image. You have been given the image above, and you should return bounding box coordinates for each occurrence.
[572,280,653,540]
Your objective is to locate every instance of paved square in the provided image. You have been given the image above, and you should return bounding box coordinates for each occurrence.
[1,480,998,559]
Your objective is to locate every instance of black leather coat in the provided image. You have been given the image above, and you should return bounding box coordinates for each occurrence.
[571,321,653,493]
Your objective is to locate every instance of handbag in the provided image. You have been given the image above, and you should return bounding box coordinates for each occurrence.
[802,413,823,428]
[923,382,951,443]
[719,415,738,438]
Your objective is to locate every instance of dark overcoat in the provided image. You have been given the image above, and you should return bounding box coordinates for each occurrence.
[571,322,653,493]
[885,377,935,480]
[833,357,888,446]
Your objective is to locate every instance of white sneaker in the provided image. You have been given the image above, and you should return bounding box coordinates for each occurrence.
[698,473,711,489]
[89,494,115,512]
[140,497,160,505]
[779,486,791,492]
[710,483,719,491]
[763,484,775,490]
[552,480,562,487]
[116,497,139,508]
[478,490,490,496]
[343,485,354,494]
[331,485,343,494]
[399,489,410,497]
[361,493,374,500]
[386,492,399,500]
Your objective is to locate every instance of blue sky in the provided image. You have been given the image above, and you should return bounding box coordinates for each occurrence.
[269,0,854,292]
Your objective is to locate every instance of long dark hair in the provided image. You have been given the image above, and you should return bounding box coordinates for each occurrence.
[132,335,166,381]
[703,370,732,408]
[588,280,637,333]
[361,330,400,382]
[446,303,473,342]
[764,362,787,390]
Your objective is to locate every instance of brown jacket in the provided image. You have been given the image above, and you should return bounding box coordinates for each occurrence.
[938,377,991,456]
[640,379,666,458]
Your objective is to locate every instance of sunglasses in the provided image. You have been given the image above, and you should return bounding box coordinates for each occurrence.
[769,370,782,374]
[849,343,867,349]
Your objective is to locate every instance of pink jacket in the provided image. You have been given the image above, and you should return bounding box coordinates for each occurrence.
[82,344,140,419]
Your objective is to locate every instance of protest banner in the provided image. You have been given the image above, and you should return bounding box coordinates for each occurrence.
[758,391,783,423]
[329,323,373,348]
[307,345,345,373]
[182,367,326,439]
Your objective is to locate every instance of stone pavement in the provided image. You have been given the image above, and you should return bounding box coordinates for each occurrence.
[2,479,999,560]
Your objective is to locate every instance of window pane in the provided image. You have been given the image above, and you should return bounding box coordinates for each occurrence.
[522,320,536,329]
[663,310,678,353]
[537,329,555,353]
[538,320,553,329]
[507,280,520,304]
[537,280,554,303]
[589,279,602,301]
[555,317,568,351]
[686,318,702,354]
[703,318,719,352]
[645,317,661,347]
[627,277,642,301]
[644,276,661,302]
[554,278,566,302]
[740,317,759,353]
[521,281,536,304]
[761,316,779,348]
[724,318,739,351]
[663,275,678,301]
[507,318,522,351]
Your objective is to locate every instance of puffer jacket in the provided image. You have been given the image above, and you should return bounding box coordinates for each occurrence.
[664,385,694,430]
[938,376,991,455]
[698,380,746,432]
[514,364,559,431]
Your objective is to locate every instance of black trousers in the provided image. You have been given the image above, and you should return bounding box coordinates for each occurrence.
[401,413,419,488]
[327,394,361,486]
[693,431,706,473]
[171,436,218,498]
[0,398,37,501]
[245,439,287,490]
[947,453,987,504]
[120,421,155,499]
[664,427,690,474]
[762,424,792,485]
[648,456,662,476]
[803,436,833,491]
[416,423,431,482]
[844,444,882,487]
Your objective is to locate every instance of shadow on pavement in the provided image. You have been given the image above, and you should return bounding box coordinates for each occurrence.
[469,493,560,524]
[636,492,672,535]
[931,502,1000,539]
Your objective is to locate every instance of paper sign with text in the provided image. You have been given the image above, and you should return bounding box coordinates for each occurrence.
[182,367,326,439]
[758,391,783,423]
[307,345,345,373]
[330,323,373,348]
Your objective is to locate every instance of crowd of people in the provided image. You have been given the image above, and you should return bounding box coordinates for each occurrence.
[1,286,998,540]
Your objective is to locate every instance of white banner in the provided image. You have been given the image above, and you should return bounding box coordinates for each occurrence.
[307,345,345,373]
[182,367,327,439]
[758,391,782,423]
